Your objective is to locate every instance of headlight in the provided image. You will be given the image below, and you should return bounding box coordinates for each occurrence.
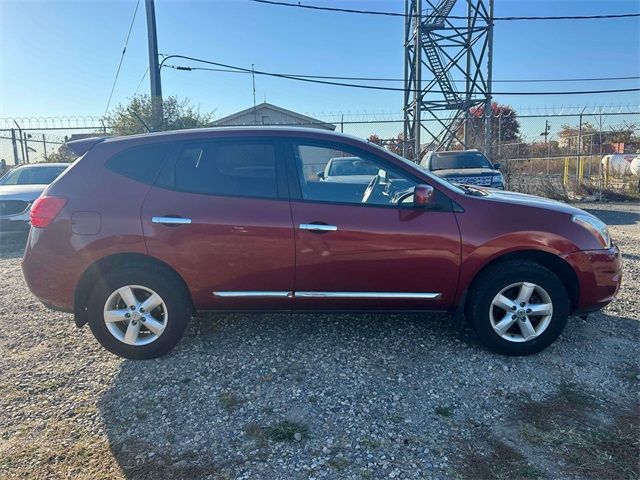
[572,214,611,248]
[490,174,504,188]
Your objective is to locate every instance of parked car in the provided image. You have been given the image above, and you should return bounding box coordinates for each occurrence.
[22,128,621,359]
[318,156,379,183]
[420,149,505,189]
[0,163,69,237]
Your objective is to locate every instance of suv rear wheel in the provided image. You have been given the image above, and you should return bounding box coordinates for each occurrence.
[467,260,570,356]
[87,266,191,359]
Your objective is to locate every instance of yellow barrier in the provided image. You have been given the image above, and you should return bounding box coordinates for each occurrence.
[578,157,584,184]
[563,158,569,186]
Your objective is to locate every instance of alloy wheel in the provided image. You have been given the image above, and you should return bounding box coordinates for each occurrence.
[489,282,553,343]
[103,285,168,346]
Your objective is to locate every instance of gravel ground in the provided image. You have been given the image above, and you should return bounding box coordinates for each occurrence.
[0,202,638,480]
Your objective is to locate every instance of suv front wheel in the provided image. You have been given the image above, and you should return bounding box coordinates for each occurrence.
[468,260,570,356]
[86,266,191,359]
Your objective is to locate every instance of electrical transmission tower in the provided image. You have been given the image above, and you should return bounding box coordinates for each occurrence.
[403,0,494,160]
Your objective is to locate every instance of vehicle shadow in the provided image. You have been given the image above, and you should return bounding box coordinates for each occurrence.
[97,310,638,479]
[582,206,639,226]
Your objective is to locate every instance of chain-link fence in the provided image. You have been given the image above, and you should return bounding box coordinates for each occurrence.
[0,116,107,166]
[1,108,638,198]
[487,110,639,199]
[319,106,640,198]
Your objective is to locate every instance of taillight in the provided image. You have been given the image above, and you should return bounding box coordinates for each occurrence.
[30,196,67,228]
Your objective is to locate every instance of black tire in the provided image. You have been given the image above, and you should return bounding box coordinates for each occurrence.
[87,266,191,360]
[467,260,569,356]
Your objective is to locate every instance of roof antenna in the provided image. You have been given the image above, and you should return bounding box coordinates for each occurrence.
[252,64,257,124]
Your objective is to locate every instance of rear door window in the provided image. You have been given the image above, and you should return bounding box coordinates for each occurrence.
[162,140,279,199]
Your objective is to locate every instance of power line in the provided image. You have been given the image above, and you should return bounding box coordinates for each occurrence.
[249,0,640,21]
[163,65,640,84]
[161,55,640,96]
[104,0,141,117]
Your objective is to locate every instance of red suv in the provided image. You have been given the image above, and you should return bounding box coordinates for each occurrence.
[22,128,622,359]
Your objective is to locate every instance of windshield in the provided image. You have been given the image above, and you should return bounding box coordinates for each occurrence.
[327,157,379,176]
[0,165,67,186]
[431,152,493,171]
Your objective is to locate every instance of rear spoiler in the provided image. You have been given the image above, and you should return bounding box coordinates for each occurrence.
[65,136,109,156]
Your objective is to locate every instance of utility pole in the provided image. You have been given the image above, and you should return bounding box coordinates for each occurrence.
[145,0,163,131]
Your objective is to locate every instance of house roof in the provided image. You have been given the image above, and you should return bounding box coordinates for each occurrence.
[211,102,336,131]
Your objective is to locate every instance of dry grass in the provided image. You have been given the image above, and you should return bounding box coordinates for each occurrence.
[518,384,639,480]
[217,391,242,411]
[456,435,542,480]
[243,419,308,444]
[574,182,640,201]
[0,424,122,480]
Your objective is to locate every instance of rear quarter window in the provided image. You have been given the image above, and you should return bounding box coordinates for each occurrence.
[106,143,173,184]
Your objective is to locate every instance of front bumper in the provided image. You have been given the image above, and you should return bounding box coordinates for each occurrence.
[562,244,622,314]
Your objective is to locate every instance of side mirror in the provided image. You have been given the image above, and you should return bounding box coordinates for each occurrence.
[317,171,325,179]
[493,163,501,170]
[414,184,435,207]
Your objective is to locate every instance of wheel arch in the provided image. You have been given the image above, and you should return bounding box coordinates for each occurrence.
[73,253,193,327]
[462,249,580,316]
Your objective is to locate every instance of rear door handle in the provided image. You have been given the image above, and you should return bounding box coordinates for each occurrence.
[152,216,192,226]
[300,223,338,233]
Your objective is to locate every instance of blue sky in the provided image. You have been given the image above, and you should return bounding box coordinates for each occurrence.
[1,0,639,136]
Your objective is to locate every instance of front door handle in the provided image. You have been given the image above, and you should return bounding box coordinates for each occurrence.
[300,223,338,233]
[152,216,192,226]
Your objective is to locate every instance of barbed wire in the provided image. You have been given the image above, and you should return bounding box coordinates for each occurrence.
[1,104,639,130]
[0,116,106,130]
[306,104,640,122]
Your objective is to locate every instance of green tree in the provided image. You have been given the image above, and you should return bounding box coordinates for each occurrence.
[106,95,215,136]
[44,148,77,163]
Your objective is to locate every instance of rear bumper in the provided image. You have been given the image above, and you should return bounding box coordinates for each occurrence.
[22,226,82,312]
[0,215,30,236]
[562,244,622,314]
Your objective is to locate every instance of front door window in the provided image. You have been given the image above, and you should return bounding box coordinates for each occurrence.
[293,143,417,206]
